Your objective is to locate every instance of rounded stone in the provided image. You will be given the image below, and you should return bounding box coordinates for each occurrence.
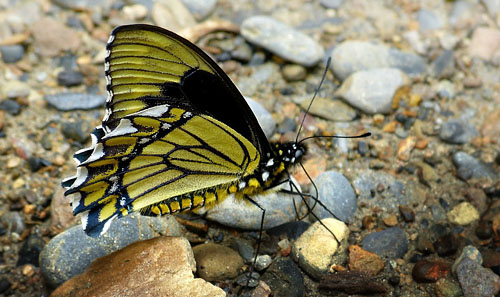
[192,243,244,281]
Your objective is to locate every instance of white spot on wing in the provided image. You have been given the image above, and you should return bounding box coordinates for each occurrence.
[238,181,246,190]
[107,34,115,45]
[266,159,274,167]
[71,167,88,188]
[80,143,105,165]
[262,171,270,181]
[129,105,169,117]
[80,210,89,230]
[103,119,137,139]
[70,192,81,210]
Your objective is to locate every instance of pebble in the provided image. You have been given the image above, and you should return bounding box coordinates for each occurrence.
[319,271,388,295]
[431,50,455,79]
[260,257,304,297]
[246,97,275,138]
[456,257,500,297]
[230,238,255,263]
[330,41,426,81]
[398,205,415,222]
[152,0,196,35]
[433,234,458,257]
[40,214,183,287]
[255,254,272,271]
[447,202,479,226]
[439,119,478,144]
[57,70,84,87]
[0,277,11,294]
[353,170,412,209]
[0,99,21,115]
[267,221,311,241]
[320,0,344,9]
[45,93,106,111]
[348,245,384,276]
[0,211,25,234]
[435,278,463,297]
[199,181,302,230]
[336,68,409,114]
[308,171,357,223]
[0,45,24,63]
[61,120,91,143]
[412,259,450,283]
[180,0,217,21]
[452,151,497,180]
[282,64,307,82]
[3,80,30,99]
[397,136,416,161]
[50,237,225,297]
[52,0,109,10]
[482,0,500,16]
[192,243,243,281]
[17,233,45,266]
[31,17,81,57]
[468,27,500,61]
[435,80,457,99]
[293,218,349,279]
[301,98,357,122]
[452,245,483,275]
[417,9,444,31]
[241,16,325,67]
[361,227,408,259]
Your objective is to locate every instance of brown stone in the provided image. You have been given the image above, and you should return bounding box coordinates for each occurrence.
[50,237,225,297]
[31,18,81,57]
[397,136,416,161]
[192,243,244,281]
[348,245,385,276]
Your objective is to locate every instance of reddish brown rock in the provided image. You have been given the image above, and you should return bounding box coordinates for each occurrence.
[348,245,385,276]
[50,237,225,297]
[412,259,450,283]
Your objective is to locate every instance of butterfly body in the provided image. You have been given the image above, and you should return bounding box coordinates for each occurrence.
[62,24,306,236]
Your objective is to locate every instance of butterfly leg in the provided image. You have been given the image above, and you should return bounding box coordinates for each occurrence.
[244,195,265,289]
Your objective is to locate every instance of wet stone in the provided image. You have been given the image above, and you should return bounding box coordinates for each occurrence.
[45,93,106,111]
[241,15,324,67]
[57,70,84,87]
[40,214,183,287]
[439,119,478,144]
[0,45,25,63]
[0,100,21,115]
[452,245,483,275]
[361,227,408,259]
[302,98,357,122]
[260,257,304,297]
[308,171,357,223]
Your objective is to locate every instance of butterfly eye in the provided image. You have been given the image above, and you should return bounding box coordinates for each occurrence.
[295,149,303,159]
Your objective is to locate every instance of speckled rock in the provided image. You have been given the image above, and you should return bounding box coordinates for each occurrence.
[452,152,497,180]
[192,243,244,281]
[241,16,324,67]
[439,119,478,144]
[447,202,479,226]
[50,237,225,297]
[361,227,408,259]
[40,214,184,287]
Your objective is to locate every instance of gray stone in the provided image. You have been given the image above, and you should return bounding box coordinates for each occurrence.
[435,80,457,99]
[261,258,304,297]
[432,50,455,78]
[0,100,21,115]
[452,245,483,275]
[198,180,303,230]
[452,152,497,180]
[456,257,500,297]
[39,214,183,287]
[180,0,216,21]
[482,0,500,15]
[417,9,444,31]
[0,211,25,235]
[241,16,324,67]
[61,121,91,143]
[45,93,106,111]
[361,227,408,259]
[330,41,426,80]
[439,119,478,144]
[246,97,275,138]
[336,68,409,114]
[308,171,357,223]
[320,0,344,9]
[52,0,113,10]
[57,70,84,87]
[0,45,24,63]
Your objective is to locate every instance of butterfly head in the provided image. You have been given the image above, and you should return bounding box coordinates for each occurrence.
[274,141,307,166]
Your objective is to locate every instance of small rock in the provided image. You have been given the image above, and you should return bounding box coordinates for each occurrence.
[452,151,497,180]
[0,211,25,234]
[300,98,357,122]
[456,257,500,297]
[40,214,183,287]
[61,121,91,143]
[0,100,21,115]
[31,17,81,57]
[397,136,416,161]
[439,119,478,144]
[330,41,426,80]
[50,237,225,297]
[463,76,482,88]
[398,205,415,222]
[431,50,455,79]
[251,281,272,297]
[308,171,357,223]
[152,0,197,35]
[435,80,457,99]
[293,218,349,279]
[482,0,500,15]
[246,97,275,138]
[319,271,388,295]
[282,64,307,81]
[412,259,450,283]
[417,9,444,31]
[447,202,479,226]
[261,257,304,297]
[336,68,409,114]
[320,0,344,8]
[45,93,106,111]
[348,245,384,276]
[433,234,458,257]
[0,277,11,294]
[435,278,463,297]
[452,245,483,275]
[3,80,30,99]
[0,45,24,63]
[468,27,500,61]
[57,70,84,87]
[180,0,216,21]
[255,254,272,271]
[122,4,148,21]
[231,41,253,62]
[361,227,408,259]
[267,221,311,241]
[241,16,324,67]
[192,243,243,281]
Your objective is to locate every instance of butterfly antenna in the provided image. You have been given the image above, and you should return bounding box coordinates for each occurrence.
[295,57,332,143]
[298,132,372,145]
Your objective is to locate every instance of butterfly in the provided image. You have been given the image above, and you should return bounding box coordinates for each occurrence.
[61,24,309,237]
